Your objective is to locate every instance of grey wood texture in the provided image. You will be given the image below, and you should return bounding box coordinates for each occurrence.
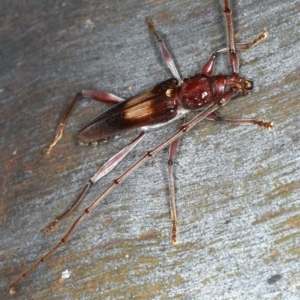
[1,0,300,299]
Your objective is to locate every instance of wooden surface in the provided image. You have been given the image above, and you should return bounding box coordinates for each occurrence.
[1,0,300,299]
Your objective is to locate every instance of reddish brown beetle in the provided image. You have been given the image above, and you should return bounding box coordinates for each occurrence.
[9,0,272,294]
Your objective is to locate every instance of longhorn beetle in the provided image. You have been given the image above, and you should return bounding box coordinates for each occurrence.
[9,0,273,294]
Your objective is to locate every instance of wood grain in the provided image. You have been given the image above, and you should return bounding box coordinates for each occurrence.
[1,0,300,299]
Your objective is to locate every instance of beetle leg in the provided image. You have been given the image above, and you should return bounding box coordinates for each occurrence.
[217,30,268,53]
[206,112,273,130]
[202,29,267,77]
[147,18,181,82]
[45,90,124,154]
[167,115,192,246]
[44,132,146,233]
[167,137,180,245]
[201,52,218,76]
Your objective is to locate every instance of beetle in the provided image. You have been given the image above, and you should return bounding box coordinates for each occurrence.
[9,0,272,294]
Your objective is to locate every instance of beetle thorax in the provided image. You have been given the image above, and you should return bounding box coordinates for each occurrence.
[176,74,214,110]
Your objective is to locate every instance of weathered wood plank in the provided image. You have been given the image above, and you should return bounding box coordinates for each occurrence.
[1,0,300,298]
